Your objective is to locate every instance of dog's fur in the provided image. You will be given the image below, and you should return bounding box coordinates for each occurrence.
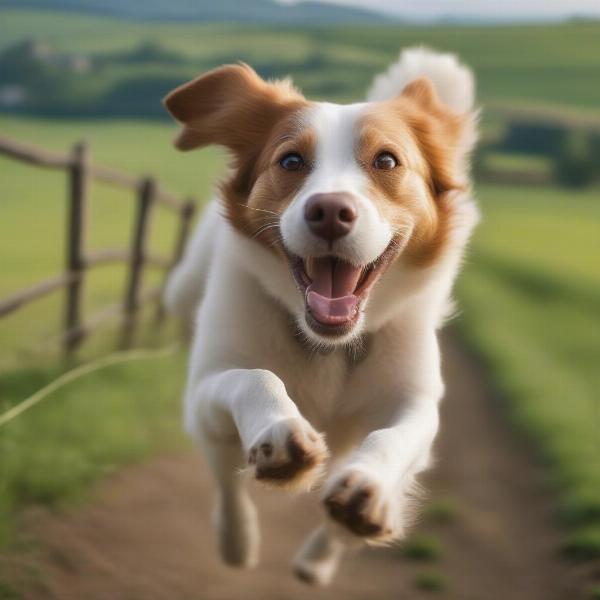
[163,47,479,586]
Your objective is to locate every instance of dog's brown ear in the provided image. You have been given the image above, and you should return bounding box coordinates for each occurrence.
[400,76,439,110]
[164,63,305,152]
[397,76,468,194]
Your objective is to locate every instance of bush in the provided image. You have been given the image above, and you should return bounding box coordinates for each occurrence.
[561,528,600,561]
[101,76,185,117]
[553,129,596,188]
[501,120,566,156]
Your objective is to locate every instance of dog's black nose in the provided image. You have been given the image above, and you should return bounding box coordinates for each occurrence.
[304,193,357,242]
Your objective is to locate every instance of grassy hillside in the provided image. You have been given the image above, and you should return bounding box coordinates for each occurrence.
[1,10,600,109]
[0,0,385,25]
[457,185,600,560]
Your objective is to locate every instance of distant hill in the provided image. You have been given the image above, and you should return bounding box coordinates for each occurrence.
[0,0,387,24]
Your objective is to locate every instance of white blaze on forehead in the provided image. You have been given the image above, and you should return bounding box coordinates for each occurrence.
[308,102,367,189]
[280,101,394,265]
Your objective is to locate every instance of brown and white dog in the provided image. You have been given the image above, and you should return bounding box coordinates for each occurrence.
[163,47,479,585]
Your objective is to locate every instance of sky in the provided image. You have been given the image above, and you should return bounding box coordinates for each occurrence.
[280,0,600,22]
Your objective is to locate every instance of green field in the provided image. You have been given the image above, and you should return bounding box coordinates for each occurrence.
[458,185,600,559]
[0,116,224,364]
[1,9,600,109]
[0,116,224,544]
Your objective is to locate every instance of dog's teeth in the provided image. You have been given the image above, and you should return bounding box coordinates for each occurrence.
[305,258,314,278]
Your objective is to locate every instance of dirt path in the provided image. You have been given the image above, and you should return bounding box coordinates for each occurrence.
[2,336,586,599]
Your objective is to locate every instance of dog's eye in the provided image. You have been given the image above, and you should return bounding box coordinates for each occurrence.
[279,153,304,171]
[373,152,399,171]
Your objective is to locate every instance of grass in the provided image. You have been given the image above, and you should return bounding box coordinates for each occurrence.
[402,535,444,561]
[458,183,600,560]
[2,10,600,109]
[0,116,223,547]
[467,184,600,284]
[481,151,553,178]
[414,571,448,593]
[0,580,21,600]
[0,345,188,545]
[562,530,600,561]
[424,498,460,525]
[0,115,224,365]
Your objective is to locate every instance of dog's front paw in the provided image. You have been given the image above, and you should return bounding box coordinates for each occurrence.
[323,469,396,542]
[247,417,328,491]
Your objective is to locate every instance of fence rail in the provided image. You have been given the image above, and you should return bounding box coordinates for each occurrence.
[0,135,196,352]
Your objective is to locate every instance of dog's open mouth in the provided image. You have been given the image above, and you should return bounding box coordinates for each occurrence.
[288,241,398,337]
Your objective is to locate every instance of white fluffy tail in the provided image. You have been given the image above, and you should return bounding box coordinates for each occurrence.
[367,47,475,113]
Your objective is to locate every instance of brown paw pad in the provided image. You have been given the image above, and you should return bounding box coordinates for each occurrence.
[255,433,316,480]
[324,474,390,538]
[248,420,328,489]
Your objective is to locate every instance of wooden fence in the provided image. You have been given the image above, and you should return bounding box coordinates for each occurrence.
[0,135,196,352]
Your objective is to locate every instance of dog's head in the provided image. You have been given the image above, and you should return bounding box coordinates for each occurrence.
[165,63,475,345]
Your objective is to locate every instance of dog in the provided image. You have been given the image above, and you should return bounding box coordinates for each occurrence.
[163,47,479,586]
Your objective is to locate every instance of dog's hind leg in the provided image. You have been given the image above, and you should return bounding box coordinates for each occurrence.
[292,524,348,586]
[200,436,260,568]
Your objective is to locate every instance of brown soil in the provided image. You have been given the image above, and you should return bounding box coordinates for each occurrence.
[1,336,590,599]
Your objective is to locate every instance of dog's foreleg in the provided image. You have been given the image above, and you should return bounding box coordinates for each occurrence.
[292,395,439,584]
[188,368,329,567]
[322,397,439,543]
[193,368,329,491]
[320,326,443,544]
[292,397,438,584]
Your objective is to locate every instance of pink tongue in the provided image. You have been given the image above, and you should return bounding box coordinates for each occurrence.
[306,257,362,325]
[306,292,359,324]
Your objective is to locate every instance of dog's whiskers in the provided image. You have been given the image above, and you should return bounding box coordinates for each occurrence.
[251,222,280,240]
[239,203,280,218]
[251,228,278,240]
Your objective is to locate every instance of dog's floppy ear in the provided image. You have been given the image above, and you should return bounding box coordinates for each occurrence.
[164,63,305,153]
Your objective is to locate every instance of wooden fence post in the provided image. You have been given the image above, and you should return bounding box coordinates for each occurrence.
[155,198,196,323]
[0,135,195,352]
[121,177,156,347]
[64,141,90,353]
